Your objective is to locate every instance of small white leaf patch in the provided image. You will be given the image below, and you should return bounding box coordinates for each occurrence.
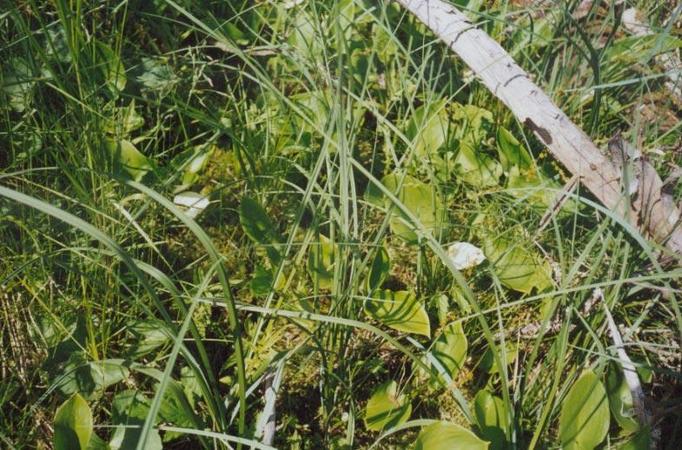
[173,192,209,219]
[446,242,486,270]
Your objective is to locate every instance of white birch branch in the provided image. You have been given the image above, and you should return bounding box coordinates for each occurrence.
[394,0,682,257]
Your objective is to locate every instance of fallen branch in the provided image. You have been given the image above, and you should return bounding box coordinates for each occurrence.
[394,0,682,257]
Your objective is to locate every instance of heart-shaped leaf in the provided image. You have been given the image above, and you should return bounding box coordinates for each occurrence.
[559,370,610,450]
[414,421,489,450]
[365,289,430,337]
[54,394,93,450]
[473,390,509,450]
[364,380,411,431]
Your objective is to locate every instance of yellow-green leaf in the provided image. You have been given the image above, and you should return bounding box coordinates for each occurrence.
[365,289,430,337]
[307,234,336,290]
[483,235,552,294]
[365,380,411,431]
[106,139,152,182]
[559,370,610,450]
[54,393,93,450]
[380,174,445,242]
[432,322,467,380]
[454,143,502,188]
[473,390,509,450]
[414,421,489,450]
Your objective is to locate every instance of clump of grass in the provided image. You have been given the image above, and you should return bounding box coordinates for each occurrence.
[1,0,681,449]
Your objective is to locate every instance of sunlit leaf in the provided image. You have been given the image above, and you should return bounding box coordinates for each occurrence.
[181,145,215,188]
[473,390,509,450]
[367,245,390,292]
[380,173,445,242]
[405,101,449,157]
[496,127,533,173]
[414,421,489,450]
[364,380,412,431]
[432,322,467,380]
[454,143,502,188]
[365,289,430,337]
[483,234,553,294]
[307,234,336,290]
[106,139,152,182]
[54,394,93,450]
[559,370,610,450]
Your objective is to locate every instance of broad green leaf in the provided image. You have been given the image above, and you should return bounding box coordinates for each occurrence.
[92,42,126,95]
[137,57,177,91]
[380,174,445,242]
[365,289,430,337]
[367,245,390,292]
[432,322,467,380]
[127,320,170,358]
[453,103,494,146]
[372,24,399,64]
[307,234,336,290]
[2,57,34,112]
[496,127,533,173]
[56,357,130,400]
[364,380,412,431]
[54,394,93,450]
[559,370,610,450]
[104,101,144,136]
[158,380,204,441]
[289,11,324,59]
[606,365,640,433]
[483,234,553,294]
[473,390,509,450]
[414,421,489,450]
[454,143,502,188]
[239,196,282,263]
[106,139,152,182]
[405,101,449,157]
[250,264,274,296]
[605,34,682,65]
[110,390,162,450]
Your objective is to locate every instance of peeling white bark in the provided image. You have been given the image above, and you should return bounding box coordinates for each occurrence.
[395,0,682,256]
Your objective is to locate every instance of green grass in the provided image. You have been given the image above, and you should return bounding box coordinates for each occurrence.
[1,0,681,448]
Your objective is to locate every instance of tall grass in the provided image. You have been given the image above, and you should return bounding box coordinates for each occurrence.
[1,0,680,448]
